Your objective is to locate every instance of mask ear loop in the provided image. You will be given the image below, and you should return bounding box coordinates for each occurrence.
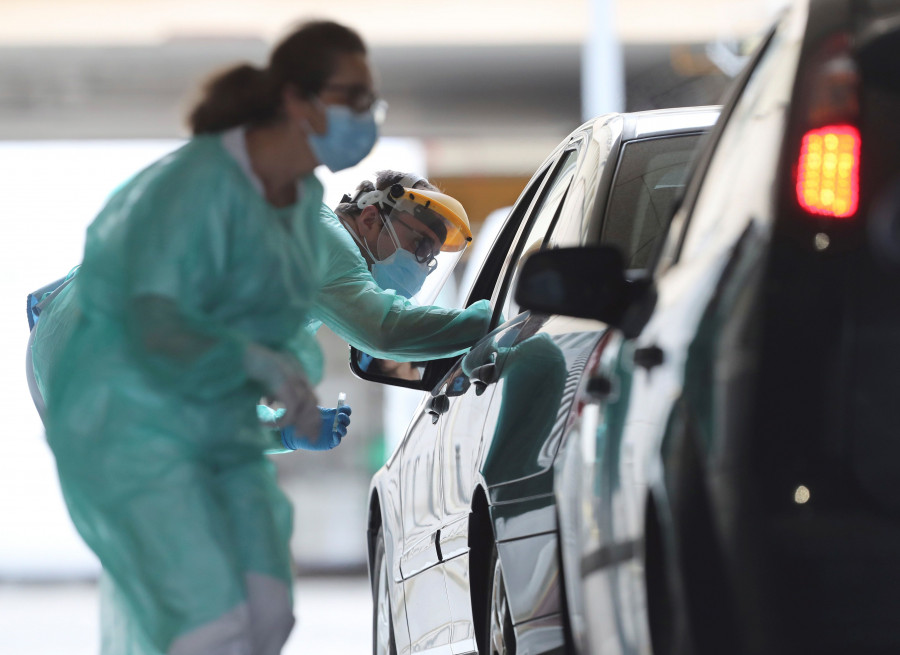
[337,187,383,262]
[352,175,428,259]
[336,212,379,263]
[375,208,405,260]
[347,189,402,261]
[353,189,396,259]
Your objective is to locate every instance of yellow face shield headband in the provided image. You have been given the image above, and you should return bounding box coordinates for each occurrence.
[381,185,472,253]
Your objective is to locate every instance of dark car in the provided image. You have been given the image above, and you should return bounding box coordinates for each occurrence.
[514,1,900,654]
[354,106,718,655]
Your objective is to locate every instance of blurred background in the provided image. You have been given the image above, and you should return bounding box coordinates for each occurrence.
[0,0,784,651]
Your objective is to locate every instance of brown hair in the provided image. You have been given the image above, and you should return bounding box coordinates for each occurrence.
[188,20,367,135]
[336,170,439,218]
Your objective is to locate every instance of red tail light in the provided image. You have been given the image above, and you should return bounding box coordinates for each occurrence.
[796,125,860,219]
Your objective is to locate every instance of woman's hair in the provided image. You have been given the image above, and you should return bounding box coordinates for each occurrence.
[188,20,367,135]
[336,170,439,218]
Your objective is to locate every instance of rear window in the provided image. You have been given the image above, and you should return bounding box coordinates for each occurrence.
[600,134,702,268]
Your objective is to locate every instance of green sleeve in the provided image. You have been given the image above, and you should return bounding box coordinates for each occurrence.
[258,405,292,455]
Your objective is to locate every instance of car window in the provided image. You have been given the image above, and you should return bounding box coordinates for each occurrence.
[497,148,579,321]
[600,134,703,269]
[463,169,549,306]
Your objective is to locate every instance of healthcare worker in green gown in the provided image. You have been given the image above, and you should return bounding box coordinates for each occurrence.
[309,169,490,361]
[260,168,492,449]
[41,20,382,655]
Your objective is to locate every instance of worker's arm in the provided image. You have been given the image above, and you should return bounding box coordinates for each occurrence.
[310,207,491,361]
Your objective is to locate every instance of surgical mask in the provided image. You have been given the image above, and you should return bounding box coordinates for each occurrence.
[307,103,379,172]
[371,248,432,299]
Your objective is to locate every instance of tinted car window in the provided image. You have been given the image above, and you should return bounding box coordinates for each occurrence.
[600,134,702,269]
[499,148,579,320]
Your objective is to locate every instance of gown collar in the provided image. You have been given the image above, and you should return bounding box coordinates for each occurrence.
[221,126,314,206]
[221,126,265,196]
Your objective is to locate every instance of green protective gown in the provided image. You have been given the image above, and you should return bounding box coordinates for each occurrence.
[41,134,325,654]
[304,206,492,359]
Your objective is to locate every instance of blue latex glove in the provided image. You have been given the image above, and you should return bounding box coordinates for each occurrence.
[280,404,352,451]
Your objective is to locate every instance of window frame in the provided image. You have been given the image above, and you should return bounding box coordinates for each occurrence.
[490,146,581,323]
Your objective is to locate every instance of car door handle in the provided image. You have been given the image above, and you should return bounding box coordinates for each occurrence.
[434,529,443,562]
[427,393,450,424]
[633,345,664,371]
[469,362,498,396]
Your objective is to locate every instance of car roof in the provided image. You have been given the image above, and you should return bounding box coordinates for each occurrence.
[537,105,721,176]
[620,105,721,142]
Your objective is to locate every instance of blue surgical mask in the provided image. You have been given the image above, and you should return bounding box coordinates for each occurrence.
[371,248,432,299]
[307,104,378,172]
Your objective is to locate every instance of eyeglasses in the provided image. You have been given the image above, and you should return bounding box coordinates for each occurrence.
[392,216,440,268]
[321,83,382,114]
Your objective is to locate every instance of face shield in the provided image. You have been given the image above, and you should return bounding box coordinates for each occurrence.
[360,185,473,305]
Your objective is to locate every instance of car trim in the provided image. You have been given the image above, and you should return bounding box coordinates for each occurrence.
[399,530,440,579]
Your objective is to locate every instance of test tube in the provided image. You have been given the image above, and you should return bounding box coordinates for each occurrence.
[332,392,347,432]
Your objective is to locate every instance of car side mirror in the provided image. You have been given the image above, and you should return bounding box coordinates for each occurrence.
[349,348,432,390]
[513,245,654,337]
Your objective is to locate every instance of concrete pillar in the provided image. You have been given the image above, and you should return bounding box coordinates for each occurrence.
[582,0,625,120]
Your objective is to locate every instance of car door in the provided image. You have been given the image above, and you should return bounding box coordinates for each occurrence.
[538,127,713,653]
[586,20,797,655]
[395,143,576,655]
[431,145,583,651]
[396,392,453,654]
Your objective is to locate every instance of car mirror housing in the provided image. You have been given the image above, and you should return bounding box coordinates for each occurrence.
[514,245,654,337]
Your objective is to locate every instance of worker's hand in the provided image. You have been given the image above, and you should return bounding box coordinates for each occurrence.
[244,342,319,436]
[280,404,352,451]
